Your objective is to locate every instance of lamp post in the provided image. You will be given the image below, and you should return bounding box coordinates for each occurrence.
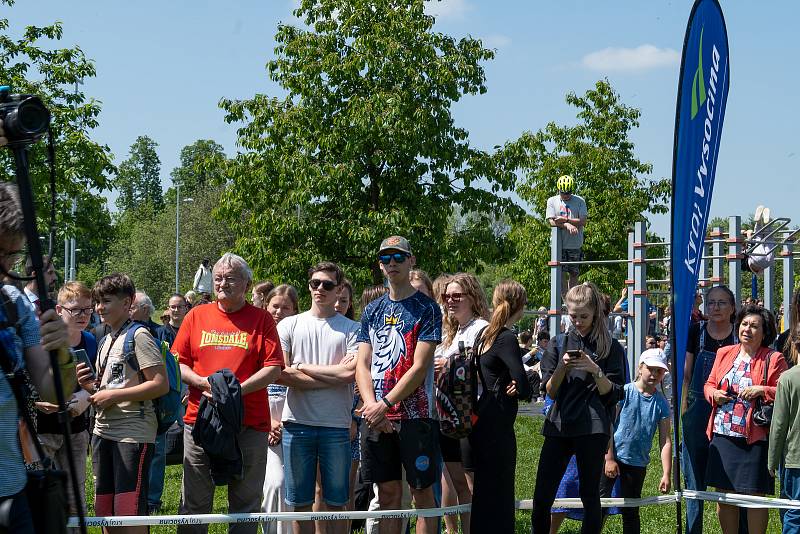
[72,248,81,281]
[174,182,194,293]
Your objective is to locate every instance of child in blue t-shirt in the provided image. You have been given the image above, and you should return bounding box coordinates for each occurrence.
[600,348,672,533]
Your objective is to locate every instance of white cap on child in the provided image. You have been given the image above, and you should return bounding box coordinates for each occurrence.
[639,348,669,371]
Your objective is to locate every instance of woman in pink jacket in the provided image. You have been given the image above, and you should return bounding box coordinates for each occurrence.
[704,304,787,534]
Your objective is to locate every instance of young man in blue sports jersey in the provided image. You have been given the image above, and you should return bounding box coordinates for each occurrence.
[355,236,443,534]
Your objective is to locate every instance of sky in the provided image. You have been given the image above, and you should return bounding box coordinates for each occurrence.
[6,0,799,239]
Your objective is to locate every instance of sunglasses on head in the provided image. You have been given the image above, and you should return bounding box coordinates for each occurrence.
[378,252,410,265]
[308,278,337,291]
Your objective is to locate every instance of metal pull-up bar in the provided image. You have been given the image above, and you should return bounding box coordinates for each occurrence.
[549,215,798,377]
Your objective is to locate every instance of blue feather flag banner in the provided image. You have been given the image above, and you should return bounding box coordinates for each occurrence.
[671,0,730,413]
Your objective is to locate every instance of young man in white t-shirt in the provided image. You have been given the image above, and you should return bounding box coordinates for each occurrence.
[276,262,360,534]
[545,175,588,296]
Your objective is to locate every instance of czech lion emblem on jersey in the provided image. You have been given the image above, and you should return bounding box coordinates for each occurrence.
[372,312,406,374]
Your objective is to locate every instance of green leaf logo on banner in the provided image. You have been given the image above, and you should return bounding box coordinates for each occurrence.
[691,27,707,119]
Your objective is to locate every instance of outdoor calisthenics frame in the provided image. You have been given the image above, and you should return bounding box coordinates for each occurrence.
[548,216,798,380]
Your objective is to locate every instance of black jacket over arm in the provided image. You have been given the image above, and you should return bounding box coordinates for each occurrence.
[192,368,243,485]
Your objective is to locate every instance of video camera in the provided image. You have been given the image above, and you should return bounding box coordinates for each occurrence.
[0,86,51,147]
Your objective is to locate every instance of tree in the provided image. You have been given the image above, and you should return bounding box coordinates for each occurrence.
[0,0,115,267]
[165,139,227,204]
[508,80,671,304]
[104,187,235,307]
[114,135,163,213]
[219,0,522,290]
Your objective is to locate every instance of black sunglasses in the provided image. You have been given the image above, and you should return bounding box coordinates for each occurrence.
[378,252,410,265]
[309,279,337,291]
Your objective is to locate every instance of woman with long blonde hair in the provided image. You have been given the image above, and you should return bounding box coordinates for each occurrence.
[410,269,434,298]
[468,279,530,533]
[532,282,625,534]
[260,284,299,534]
[434,273,490,534]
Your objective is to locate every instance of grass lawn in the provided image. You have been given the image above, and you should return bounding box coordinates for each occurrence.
[514,415,783,534]
[80,413,785,533]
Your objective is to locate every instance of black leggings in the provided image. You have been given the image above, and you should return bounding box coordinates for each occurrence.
[532,434,608,534]
[599,461,647,534]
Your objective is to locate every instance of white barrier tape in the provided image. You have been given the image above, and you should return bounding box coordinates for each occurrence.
[683,489,800,510]
[74,490,800,527]
[526,495,679,509]
[67,494,683,527]
[67,504,472,528]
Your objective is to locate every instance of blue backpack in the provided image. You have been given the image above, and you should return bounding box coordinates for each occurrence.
[124,323,182,435]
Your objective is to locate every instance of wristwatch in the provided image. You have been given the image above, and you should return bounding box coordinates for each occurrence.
[594,369,605,379]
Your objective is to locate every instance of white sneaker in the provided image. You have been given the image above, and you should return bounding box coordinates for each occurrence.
[755,205,764,223]
[754,205,765,233]
[762,207,770,225]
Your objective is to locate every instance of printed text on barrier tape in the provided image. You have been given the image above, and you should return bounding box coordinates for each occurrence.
[68,497,683,527]
[68,505,472,528]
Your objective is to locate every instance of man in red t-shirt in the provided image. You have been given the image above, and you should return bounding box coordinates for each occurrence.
[172,253,284,534]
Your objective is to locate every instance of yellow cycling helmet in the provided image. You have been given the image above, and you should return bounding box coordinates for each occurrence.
[556,174,576,194]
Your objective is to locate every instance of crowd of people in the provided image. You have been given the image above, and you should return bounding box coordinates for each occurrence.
[1,139,799,534]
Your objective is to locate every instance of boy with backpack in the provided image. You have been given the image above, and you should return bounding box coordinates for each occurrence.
[76,274,168,531]
[600,348,672,533]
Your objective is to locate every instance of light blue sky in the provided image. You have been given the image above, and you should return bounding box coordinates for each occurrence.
[7,1,799,238]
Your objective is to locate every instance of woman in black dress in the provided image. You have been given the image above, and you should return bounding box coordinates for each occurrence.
[469,279,531,533]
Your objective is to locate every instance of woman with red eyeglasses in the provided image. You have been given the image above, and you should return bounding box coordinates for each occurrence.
[433,272,489,534]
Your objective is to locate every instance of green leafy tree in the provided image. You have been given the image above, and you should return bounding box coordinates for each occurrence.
[0,0,115,266]
[165,139,227,204]
[219,0,522,290]
[114,135,163,213]
[509,80,671,303]
[105,187,235,307]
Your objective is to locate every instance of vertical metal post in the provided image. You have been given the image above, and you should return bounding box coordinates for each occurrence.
[626,230,635,357]
[728,216,742,302]
[764,262,775,312]
[698,240,708,315]
[175,183,181,294]
[783,242,794,330]
[69,236,76,281]
[632,221,647,377]
[68,198,77,281]
[549,226,562,335]
[63,200,76,281]
[64,234,70,282]
[711,226,723,287]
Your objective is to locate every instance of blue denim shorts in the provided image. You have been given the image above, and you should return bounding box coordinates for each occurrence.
[282,422,351,507]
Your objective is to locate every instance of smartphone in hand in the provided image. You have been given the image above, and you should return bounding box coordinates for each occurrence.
[567,349,582,360]
[73,348,95,379]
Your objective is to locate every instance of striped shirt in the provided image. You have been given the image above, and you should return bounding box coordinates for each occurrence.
[0,285,40,497]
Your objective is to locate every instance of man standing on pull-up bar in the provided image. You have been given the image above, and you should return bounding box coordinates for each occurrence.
[546,174,588,296]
